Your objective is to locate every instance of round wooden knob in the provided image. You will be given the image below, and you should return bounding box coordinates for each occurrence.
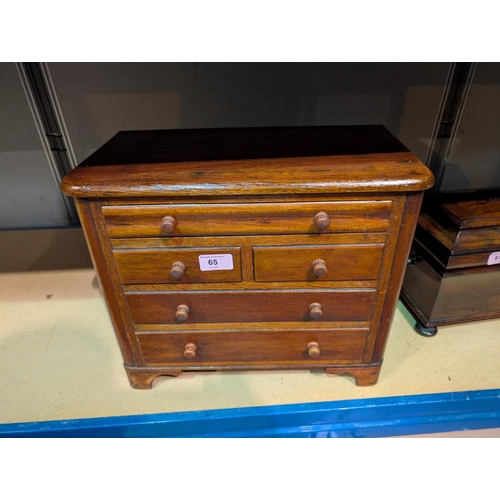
[170,261,186,279]
[175,304,190,322]
[183,343,197,359]
[314,211,330,230]
[309,302,323,319]
[307,342,320,358]
[161,216,176,234]
[311,259,327,277]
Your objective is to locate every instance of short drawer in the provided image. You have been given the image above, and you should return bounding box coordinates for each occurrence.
[253,244,384,281]
[114,247,242,284]
[103,200,393,238]
[126,289,376,324]
[137,328,368,366]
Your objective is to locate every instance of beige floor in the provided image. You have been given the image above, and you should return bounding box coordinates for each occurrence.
[1,228,499,437]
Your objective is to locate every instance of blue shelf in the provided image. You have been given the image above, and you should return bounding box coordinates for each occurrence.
[1,388,500,437]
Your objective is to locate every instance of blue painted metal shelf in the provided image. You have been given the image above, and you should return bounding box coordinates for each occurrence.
[1,388,500,438]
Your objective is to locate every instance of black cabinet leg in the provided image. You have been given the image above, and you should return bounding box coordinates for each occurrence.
[415,321,438,337]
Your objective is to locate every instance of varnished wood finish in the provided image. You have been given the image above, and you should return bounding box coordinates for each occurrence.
[114,247,242,284]
[103,201,392,238]
[402,247,442,320]
[135,321,370,332]
[402,191,500,331]
[450,227,500,255]
[253,244,384,282]
[74,199,143,367]
[125,362,382,389]
[62,154,433,198]
[371,193,423,362]
[415,217,500,269]
[126,289,376,324]
[137,329,368,365]
[326,362,382,386]
[105,193,401,206]
[124,366,182,389]
[416,213,455,252]
[123,280,378,292]
[416,193,500,265]
[402,251,500,327]
[111,232,387,249]
[61,125,433,388]
[440,193,500,229]
[61,126,433,198]
[431,249,499,270]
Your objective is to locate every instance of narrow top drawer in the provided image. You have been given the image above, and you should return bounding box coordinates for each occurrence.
[103,200,393,238]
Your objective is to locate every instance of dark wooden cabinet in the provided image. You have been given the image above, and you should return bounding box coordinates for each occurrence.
[401,191,500,335]
[61,126,433,388]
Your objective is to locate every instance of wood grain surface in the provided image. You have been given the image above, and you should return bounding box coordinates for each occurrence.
[102,200,392,238]
[61,126,434,198]
[402,252,500,326]
[110,232,387,249]
[416,211,500,259]
[126,288,376,324]
[59,125,434,388]
[137,328,368,365]
[402,190,500,329]
[74,199,144,366]
[114,247,242,284]
[253,244,384,281]
[441,198,500,229]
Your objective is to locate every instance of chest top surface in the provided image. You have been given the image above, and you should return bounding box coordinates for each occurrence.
[61,125,434,198]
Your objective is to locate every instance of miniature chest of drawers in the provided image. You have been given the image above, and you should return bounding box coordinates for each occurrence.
[61,125,434,389]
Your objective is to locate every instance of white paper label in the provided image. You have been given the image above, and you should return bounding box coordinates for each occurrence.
[487,251,500,266]
[198,254,234,271]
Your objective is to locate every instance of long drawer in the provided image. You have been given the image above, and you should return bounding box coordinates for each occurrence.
[103,200,393,238]
[137,328,368,366]
[126,289,376,324]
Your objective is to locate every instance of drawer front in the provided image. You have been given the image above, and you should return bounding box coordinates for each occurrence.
[253,244,384,281]
[126,289,376,324]
[103,200,392,238]
[114,247,242,284]
[137,329,368,365]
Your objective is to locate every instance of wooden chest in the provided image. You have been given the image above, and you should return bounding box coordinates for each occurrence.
[61,126,433,388]
[401,191,500,336]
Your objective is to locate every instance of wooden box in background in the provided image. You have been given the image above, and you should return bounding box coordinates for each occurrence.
[401,192,500,336]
